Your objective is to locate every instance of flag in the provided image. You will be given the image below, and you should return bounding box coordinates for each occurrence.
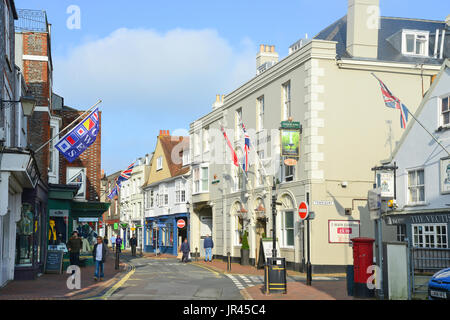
[116,162,136,185]
[242,123,250,172]
[55,107,100,162]
[107,177,120,200]
[372,73,409,129]
[220,126,239,167]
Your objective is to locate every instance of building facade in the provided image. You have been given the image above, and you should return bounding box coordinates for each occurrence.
[142,131,190,256]
[100,170,121,239]
[119,154,151,249]
[189,0,448,272]
[383,59,450,249]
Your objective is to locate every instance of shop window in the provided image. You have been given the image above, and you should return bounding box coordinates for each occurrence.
[413,224,448,248]
[397,225,407,242]
[161,224,173,247]
[15,204,34,266]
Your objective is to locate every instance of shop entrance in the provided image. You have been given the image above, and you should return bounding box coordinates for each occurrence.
[177,218,188,253]
[255,218,267,266]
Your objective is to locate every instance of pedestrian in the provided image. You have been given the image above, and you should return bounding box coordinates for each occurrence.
[110,234,116,252]
[180,238,190,263]
[115,235,123,253]
[67,231,82,270]
[204,234,214,262]
[130,234,137,257]
[92,236,107,281]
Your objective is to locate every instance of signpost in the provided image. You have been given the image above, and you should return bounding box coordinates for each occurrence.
[299,199,313,286]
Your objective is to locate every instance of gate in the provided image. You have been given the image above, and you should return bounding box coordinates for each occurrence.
[410,247,450,295]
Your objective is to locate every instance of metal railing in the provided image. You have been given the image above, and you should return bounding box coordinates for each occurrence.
[410,247,450,295]
[15,9,48,33]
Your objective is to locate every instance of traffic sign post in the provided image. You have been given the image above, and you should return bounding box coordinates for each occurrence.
[299,199,312,286]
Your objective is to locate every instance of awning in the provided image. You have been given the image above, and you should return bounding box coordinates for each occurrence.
[71,201,111,218]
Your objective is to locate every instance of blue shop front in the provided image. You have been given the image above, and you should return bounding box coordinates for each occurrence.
[144,213,189,256]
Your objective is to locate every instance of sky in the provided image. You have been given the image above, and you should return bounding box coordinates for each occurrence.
[14,0,450,175]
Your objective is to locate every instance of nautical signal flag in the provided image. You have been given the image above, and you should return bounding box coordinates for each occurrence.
[372,73,409,129]
[220,126,239,167]
[55,107,100,163]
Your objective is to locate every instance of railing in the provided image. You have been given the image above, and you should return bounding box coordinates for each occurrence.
[15,9,48,33]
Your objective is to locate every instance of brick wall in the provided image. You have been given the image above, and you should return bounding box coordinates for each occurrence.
[55,109,102,202]
[20,31,52,183]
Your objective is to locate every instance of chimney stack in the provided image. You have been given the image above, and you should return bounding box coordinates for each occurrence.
[256,44,279,71]
[159,130,170,136]
[212,94,224,110]
[346,0,379,59]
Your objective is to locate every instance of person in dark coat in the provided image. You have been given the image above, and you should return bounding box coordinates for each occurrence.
[130,235,137,256]
[180,238,190,263]
[93,236,107,281]
[115,235,123,253]
[67,231,82,268]
[203,234,214,262]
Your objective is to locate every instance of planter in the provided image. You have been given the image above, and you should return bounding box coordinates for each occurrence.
[240,248,250,266]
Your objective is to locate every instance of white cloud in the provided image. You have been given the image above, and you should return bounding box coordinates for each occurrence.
[53,27,255,111]
[52,28,256,173]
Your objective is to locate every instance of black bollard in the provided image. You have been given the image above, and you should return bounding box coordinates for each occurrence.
[115,250,120,270]
[227,252,231,271]
[195,247,198,262]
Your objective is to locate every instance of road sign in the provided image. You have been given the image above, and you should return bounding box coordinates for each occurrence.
[177,219,186,229]
[298,201,309,220]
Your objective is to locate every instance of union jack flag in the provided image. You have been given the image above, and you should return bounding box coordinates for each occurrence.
[242,122,250,172]
[372,73,409,129]
[116,162,136,185]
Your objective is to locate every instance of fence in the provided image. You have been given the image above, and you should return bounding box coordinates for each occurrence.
[410,247,450,295]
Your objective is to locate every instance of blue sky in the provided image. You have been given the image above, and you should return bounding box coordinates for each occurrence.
[14,0,450,174]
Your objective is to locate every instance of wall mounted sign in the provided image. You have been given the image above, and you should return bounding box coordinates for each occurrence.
[284,158,297,166]
[377,171,395,198]
[313,200,334,206]
[280,129,300,157]
[440,158,450,194]
[328,220,360,244]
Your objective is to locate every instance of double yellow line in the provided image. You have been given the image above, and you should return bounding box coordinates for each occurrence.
[86,263,136,300]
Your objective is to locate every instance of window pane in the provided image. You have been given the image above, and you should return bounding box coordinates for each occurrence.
[406,34,414,52]
[408,171,415,187]
[444,112,450,125]
[417,170,424,185]
[285,212,294,229]
[442,97,449,112]
[287,229,294,246]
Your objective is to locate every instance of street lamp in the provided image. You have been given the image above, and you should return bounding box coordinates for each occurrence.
[1,93,37,116]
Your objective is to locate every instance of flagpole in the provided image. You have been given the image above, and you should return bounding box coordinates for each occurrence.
[33,99,102,154]
[220,123,248,181]
[405,107,450,157]
[371,73,450,157]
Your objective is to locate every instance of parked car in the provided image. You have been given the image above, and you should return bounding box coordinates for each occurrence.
[428,267,450,300]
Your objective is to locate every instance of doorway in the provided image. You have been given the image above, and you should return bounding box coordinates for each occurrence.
[177,218,188,253]
[255,218,267,266]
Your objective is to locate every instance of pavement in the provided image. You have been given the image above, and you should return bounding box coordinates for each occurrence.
[0,248,130,300]
[189,257,360,300]
[0,249,363,300]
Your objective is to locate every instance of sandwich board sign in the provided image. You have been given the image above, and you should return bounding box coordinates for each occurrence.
[257,238,281,269]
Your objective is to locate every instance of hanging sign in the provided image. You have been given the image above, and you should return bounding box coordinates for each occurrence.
[377,171,395,198]
[280,129,300,157]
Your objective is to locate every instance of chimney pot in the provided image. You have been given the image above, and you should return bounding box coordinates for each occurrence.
[260,44,264,53]
[270,45,275,53]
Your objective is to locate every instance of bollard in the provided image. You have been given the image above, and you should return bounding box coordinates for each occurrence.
[195,247,198,262]
[115,250,120,270]
[227,252,231,271]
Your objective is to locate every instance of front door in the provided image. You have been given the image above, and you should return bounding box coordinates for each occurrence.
[255,218,267,265]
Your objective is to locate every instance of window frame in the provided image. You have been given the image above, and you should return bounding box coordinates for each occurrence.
[412,224,448,248]
[156,156,163,171]
[257,96,265,132]
[407,168,426,205]
[282,81,291,121]
[440,94,450,128]
[281,210,295,248]
[401,29,429,57]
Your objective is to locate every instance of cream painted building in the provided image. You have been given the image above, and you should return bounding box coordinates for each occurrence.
[119,154,151,248]
[189,0,448,272]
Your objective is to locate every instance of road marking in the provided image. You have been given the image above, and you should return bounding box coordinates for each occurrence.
[95,264,136,300]
[192,263,222,279]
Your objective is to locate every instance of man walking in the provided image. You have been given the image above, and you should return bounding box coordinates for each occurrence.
[67,231,82,269]
[93,236,107,281]
[130,234,137,257]
[110,234,116,252]
[180,238,190,263]
[204,234,214,262]
[115,235,123,253]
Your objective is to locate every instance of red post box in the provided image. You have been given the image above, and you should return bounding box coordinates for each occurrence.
[351,237,375,298]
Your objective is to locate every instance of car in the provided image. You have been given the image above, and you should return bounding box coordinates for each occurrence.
[428,267,450,300]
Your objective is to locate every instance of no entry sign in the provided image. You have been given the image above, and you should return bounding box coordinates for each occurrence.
[177,219,186,229]
[298,201,309,220]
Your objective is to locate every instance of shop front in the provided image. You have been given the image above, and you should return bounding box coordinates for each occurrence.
[144,213,189,256]
[385,210,450,248]
[47,184,110,269]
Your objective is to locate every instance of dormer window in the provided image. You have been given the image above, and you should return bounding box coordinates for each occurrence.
[402,30,429,57]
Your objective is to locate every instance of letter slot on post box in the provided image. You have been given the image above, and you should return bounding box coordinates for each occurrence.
[351,237,375,298]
